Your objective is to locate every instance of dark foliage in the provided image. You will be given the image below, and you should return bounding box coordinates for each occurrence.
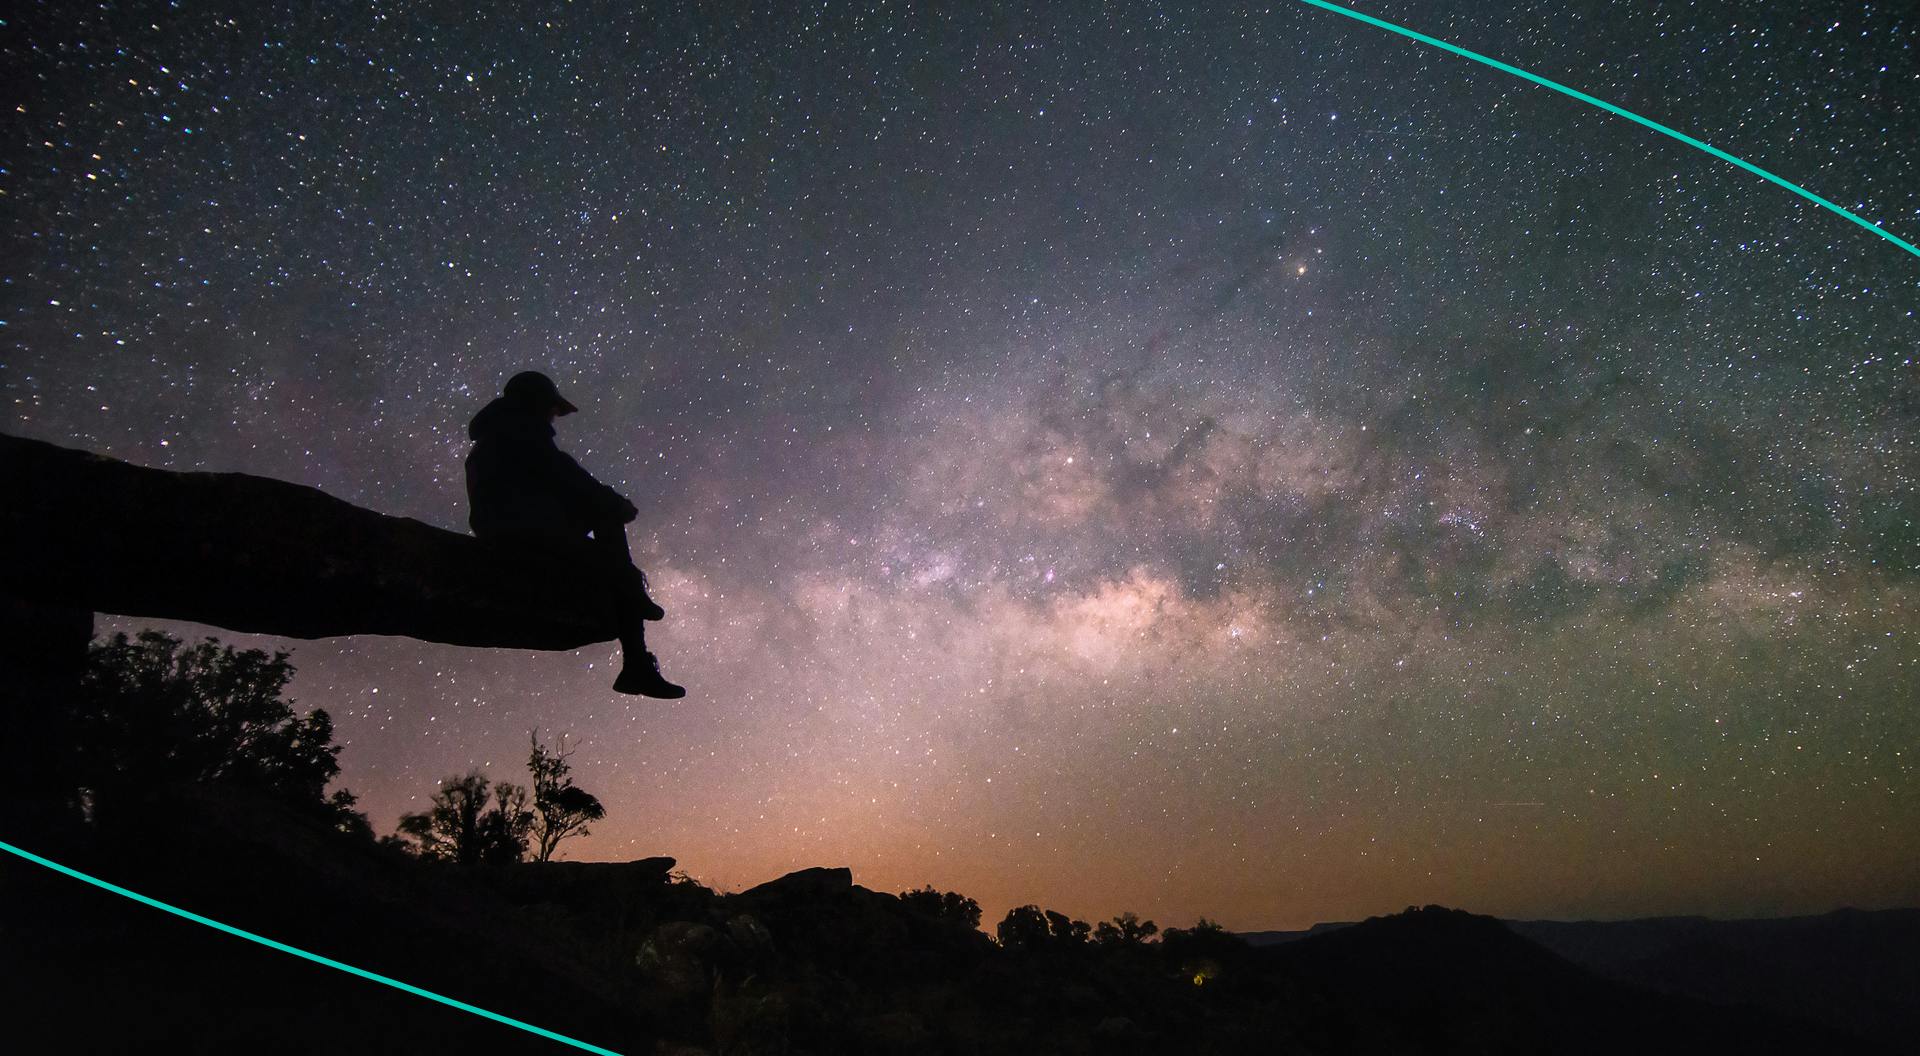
[1045,908,1093,944]
[68,630,367,835]
[396,770,534,865]
[996,903,1053,950]
[395,731,607,866]
[998,903,1098,952]
[899,885,983,930]
[1095,911,1160,946]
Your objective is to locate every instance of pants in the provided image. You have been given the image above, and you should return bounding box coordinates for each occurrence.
[588,522,649,656]
[483,521,649,659]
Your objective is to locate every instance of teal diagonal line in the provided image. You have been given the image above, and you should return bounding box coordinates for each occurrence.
[1295,0,1920,261]
[0,837,627,1056]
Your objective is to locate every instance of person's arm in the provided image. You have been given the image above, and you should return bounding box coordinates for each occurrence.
[543,440,637,523]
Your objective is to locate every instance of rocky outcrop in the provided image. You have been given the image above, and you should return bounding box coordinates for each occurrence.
[0,432,620,649]
[738,866,854,901]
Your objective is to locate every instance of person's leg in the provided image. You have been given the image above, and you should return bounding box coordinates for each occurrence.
[611,621,682,697]
[591,522,681,698]
[590,522,663,620]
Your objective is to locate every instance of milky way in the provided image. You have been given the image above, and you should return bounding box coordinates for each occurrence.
[5,0,1916,929]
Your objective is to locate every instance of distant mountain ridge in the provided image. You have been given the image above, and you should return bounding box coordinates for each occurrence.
[1244,907,1920,1052]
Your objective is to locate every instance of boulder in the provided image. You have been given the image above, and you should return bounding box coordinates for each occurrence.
[637,921,723,995]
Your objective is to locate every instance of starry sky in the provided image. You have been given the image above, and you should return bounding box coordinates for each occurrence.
[6,0,1917,931]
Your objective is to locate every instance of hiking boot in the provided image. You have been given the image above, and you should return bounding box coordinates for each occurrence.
[613,652,684,698]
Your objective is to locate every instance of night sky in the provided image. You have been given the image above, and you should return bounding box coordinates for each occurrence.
[6,0,1917,931]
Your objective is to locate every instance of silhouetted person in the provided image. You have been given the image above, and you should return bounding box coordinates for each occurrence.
[466,371,684,698]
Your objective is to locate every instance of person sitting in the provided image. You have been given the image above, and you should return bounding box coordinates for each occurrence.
[465,370,684,698]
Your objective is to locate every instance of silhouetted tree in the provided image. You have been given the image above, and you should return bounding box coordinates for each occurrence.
[70,630,365,833]
[1160,916,1246,984]
[528,730,605,862]
[1045,909,1091,944]
[1159,917,1231,948]
[477,780,534,865]
[396,770,532,865]
[326,788,376,841]
[997,904,1092,949]
[396,773,482,861]
[1094,911,1159,946]
[997,905,1051,949]
[899,886,983,930]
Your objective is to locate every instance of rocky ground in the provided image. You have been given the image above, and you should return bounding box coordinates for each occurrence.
[1,784,1891,1055]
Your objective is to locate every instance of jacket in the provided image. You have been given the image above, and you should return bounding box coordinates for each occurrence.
[464,395,631,541]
